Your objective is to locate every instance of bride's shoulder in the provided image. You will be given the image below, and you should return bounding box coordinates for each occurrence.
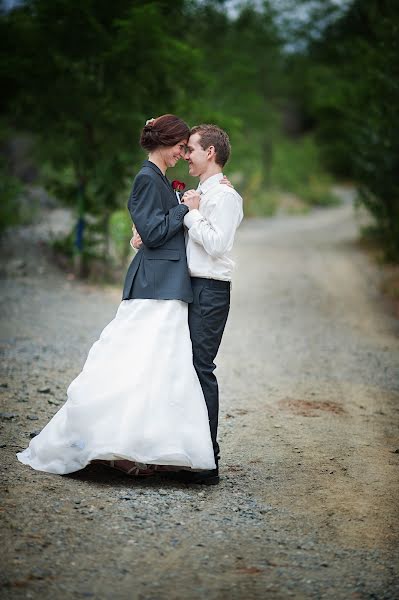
[134,167,156,185]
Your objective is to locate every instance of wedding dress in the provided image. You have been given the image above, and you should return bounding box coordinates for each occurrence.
[17,299,216,475]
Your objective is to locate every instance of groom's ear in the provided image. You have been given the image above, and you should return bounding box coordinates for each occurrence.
[207,145,216,161]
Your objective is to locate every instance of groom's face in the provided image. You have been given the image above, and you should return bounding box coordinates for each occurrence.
[185,133,209,178]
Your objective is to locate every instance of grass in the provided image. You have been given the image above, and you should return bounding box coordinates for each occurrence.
[242,136,341,217]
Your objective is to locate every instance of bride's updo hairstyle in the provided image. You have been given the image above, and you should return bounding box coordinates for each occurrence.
[140,114,190,151]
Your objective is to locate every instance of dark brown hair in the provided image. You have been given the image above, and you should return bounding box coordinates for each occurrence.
[140,114,190,151]
[190,124,231,167]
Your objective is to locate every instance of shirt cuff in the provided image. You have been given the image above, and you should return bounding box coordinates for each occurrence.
[184,209,203,229]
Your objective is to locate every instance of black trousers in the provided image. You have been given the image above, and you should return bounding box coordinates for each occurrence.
[188,277,231,462]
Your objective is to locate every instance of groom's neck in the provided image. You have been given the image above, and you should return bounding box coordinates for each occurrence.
[199,164,222,184]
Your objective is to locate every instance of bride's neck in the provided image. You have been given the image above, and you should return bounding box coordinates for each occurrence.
[148,151,167,175]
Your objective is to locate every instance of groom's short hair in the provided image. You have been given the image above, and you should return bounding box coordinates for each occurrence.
[190,124,231,167]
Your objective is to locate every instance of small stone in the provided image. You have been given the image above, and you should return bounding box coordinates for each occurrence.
[0,412,18,420]
[30,430,41,438]
[48,398,61,406]
[15,259,26,270]
[0,383,8,389]
[38,387,51,394]
[27,415,39,421]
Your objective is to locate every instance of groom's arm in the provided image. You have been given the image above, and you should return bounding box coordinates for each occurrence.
[128,174,188,248]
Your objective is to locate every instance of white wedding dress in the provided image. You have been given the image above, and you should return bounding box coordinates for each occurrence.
[17,299,216,475]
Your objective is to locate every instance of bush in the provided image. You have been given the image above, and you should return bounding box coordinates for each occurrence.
[51,208,134,282]
[0,162,24,232]
[270,137,340,207]
[357,187,399,261]
[241,171,277,217]
[109,209,133,264]
[241,136,340,217]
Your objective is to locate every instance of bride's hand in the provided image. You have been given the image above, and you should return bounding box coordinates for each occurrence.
[220,175,234,188]
[130,232,143,250]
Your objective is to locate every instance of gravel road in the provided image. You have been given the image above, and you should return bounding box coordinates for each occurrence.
[1,200,398,599]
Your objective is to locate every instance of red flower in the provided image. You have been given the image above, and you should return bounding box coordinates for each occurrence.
[172,180,186,191]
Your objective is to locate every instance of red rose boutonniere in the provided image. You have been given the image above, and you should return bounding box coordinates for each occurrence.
[171,180,186,203]
[172,180,186,192]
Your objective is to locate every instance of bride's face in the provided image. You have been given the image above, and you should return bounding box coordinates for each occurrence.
[160,140,187,168]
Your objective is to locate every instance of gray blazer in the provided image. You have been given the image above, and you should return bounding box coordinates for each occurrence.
[122,160,193,303]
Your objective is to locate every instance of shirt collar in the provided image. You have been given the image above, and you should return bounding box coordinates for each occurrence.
[198,172,224,195]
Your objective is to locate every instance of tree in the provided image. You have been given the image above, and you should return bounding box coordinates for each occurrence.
[0,0,200,271]
[299,0,399,258]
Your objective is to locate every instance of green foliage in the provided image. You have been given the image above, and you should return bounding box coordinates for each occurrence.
[51,228,75,259]
[1,0,209,276]
[299,0,399,258]
[2,0,397,267]
[270,137,338,205]
[184,2,284,182]
[109,209,132,263]
[357,187,399,262]
[239,171,275,217]
[0,0,199,264]
[241,136,339,216]
[0,159,24,231]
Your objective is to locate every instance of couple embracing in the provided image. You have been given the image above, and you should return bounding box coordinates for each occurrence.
[17,115,243,486]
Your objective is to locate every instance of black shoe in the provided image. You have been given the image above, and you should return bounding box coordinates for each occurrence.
[162,468,219,486]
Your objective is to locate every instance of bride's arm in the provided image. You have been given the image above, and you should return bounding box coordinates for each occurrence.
[128,174,188,248]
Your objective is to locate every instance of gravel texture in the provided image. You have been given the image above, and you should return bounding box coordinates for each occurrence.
[0,199,398,599]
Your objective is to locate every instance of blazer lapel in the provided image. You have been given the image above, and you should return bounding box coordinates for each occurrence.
[142,160,178,205]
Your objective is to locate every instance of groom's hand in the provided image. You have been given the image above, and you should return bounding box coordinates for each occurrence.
[181,189,200,211]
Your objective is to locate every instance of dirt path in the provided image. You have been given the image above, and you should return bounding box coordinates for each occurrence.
[1,200,398,599]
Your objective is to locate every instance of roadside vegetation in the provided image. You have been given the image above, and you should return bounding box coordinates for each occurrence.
[0,0,397,279]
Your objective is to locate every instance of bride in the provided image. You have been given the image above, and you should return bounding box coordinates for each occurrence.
[17,114,216,477]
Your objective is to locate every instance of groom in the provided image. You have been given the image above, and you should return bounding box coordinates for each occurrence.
[179,125,243,484]
[133,124,243,485]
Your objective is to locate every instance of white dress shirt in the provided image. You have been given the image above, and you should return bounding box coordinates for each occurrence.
[183,173,243,282]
